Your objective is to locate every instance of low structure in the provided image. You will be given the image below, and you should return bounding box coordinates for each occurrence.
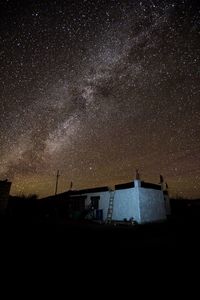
[67,178,168,224]
[0,179,12,214]
[39,172,170,224]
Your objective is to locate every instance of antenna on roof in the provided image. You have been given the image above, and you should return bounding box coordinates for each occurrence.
[136,168,140,180]
[55,170,60,195]
[69,181,73,190]
[159,175,164,184]
[159,175,169,191]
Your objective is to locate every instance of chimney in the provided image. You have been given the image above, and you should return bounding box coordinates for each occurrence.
[134,169,141,187]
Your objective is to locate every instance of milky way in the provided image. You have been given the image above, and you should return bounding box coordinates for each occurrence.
[0,0,200,198]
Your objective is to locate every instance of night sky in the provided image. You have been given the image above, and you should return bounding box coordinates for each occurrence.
[0,0,200,198]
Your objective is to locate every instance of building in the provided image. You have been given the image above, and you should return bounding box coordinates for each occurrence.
[67,178,168,224]
[0,179,12,214]
[41,174,169,224]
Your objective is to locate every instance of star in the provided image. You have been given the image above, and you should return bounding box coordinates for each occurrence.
[0,0,199,198]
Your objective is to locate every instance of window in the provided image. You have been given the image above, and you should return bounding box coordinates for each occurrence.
[90,196,100,209]
[70,196,86,211]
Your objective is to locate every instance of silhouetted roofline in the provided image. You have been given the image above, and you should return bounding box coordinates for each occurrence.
[68,186,109,195]
[115,181,161,190]
[0,180,12,186]
[40,181,162,201]
[141,181,161,190]
[115,182,134,190]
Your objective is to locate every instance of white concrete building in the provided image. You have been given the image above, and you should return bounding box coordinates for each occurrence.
[68,179,169,224]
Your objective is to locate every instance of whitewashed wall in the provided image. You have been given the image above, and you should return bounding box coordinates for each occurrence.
[138,188,166,223]
[83,188,140,222]
[112,188,140,222]
[72,186,167,224]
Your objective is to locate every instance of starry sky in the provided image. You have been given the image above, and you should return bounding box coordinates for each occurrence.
[0,0,200,198]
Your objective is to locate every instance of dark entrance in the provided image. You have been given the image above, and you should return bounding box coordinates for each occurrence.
[90,196,100,209]
[96,209,103,220]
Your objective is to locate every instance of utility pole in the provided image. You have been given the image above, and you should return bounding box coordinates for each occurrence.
[55,170,60,195]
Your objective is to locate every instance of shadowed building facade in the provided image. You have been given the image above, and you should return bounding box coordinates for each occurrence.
[0,180,12,214]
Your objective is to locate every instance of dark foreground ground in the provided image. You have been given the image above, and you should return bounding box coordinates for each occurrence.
[3,197,200,260]
[1,215,200,254]
[1,215,200,286]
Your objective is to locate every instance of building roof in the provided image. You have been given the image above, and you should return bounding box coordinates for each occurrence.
[115,181,161,190]
[115,182,134,190]
[68,186,109,195]
[40,181,162,201]
[141,181,161,190]
[68,181,162,194]
[0,179,12,186]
